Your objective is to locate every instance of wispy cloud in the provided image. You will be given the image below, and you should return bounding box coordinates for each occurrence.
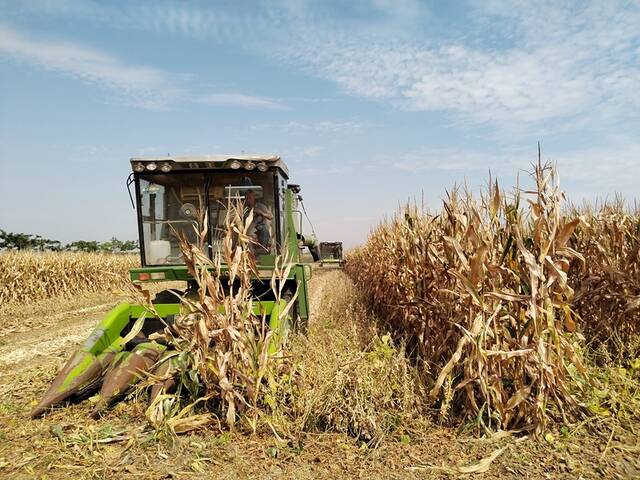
[272,1,640,133]
[389,148,513,173]
[383,140,640,201]
[4,0,274,43]
[6,1,639,132]
[0,22,290,111]
[549,142,640,194]
[198,93,286,110]
[0,22,185,109]
[250,120,366,135]
[295,165,352,177]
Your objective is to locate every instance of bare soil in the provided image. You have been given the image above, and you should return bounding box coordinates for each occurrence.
[0,270,638,479]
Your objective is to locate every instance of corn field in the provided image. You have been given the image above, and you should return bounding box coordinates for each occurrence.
[0,251,138,304]
[346,163,639,433]
[569,201,640,353]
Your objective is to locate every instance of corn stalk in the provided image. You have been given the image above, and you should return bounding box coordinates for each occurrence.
[146,197,295,433]
[347,163,588,433]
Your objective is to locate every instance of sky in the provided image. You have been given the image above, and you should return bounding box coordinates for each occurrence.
[0,0,639,248]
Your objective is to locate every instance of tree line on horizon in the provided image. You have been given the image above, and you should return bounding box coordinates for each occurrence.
[0,229,138,253]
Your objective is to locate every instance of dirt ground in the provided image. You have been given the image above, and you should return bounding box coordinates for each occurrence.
[1,270,638,479]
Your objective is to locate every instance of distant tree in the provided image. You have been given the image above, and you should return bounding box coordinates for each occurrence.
[48,240,63,251]
[0,230,63,251]
[31,235,62,252]
[120,240,138,252]
[0,230,136,253]
[98,237,137,253]
[98,239,115,253]
[66,240,100,252]
[0,230,35,250]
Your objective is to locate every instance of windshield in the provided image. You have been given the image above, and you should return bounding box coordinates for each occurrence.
[139,173,204,265]
[209,172,276,257]
[138,171,276,265]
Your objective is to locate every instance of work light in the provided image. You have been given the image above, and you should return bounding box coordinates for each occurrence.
[230,160,241,169]
[146,162,158,171]
[160,163,172,172]
[245,161,256,170]
[257,161,268,172]
[133,163,145,172]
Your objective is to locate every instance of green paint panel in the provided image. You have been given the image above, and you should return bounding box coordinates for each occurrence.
[81,303,131,354]
[129,304,181,318]
[129,301,278,319]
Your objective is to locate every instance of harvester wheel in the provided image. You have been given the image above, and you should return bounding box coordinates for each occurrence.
[297,312,308,335]
[283,290,307,334]
[152,289,183,304]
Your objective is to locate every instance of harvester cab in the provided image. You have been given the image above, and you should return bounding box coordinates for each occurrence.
[32,154,319,418]
[319,241,344,267]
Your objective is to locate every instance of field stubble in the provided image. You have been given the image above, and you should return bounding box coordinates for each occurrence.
[1,166,639,478]
[1,269,638,478]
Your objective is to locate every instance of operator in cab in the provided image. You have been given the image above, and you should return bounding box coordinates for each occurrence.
[246,189,273,254]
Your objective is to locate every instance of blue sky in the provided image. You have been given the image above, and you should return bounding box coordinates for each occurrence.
[1,0,639,247]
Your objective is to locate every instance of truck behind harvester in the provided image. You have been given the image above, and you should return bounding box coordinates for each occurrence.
[32,155,324,418]
[319,241,344,267]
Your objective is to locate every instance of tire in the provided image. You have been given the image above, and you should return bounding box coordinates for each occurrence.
[283,290,307,334]
[152,289,183,304]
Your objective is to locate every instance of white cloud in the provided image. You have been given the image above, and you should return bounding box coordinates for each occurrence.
[198,93,286,110]
[384,140,640,202]
[7,1,639,131]
[0,22,291,111]
[250,120,365,134]
[4,0,273,43]
[4,0,640,162]
[0,23,185,109]
[273,0,640,132]
[389,148,516,173]
[550,142,640,193]
[295,165,352,177]
[136,4,272,43]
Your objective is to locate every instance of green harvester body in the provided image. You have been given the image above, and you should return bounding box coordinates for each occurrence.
[32,155,320,417]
